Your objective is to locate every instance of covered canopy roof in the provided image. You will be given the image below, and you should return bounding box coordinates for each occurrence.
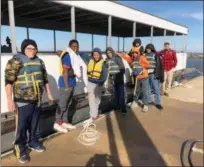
[1,0,188,37]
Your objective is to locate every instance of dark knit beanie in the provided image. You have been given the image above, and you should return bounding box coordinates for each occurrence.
[145,43,156,53]
[21,39,38,54]
[132,38,141,46]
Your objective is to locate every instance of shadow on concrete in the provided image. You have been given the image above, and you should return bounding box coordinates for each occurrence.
[85,153,122,167]
[86,87,167,166]
[114,107,167,166]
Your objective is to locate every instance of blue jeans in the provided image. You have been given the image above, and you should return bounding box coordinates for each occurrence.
[133,78,148,105]
[147,74,161,105]
[113,83,125,111]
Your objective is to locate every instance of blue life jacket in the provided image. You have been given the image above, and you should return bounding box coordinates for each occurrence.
[14,53,44,105]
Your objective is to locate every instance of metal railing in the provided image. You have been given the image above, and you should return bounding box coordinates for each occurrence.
[180,140,203,167]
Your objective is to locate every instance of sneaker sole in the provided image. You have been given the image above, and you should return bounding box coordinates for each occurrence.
[53,127,68,133]
[63,127,76,131]
[28,147,45,153]
[19,160,29,164]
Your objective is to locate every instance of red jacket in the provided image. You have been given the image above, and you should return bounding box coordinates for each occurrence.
[158,49,177,71]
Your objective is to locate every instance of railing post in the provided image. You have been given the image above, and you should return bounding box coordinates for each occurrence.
[8,0,17,54]
[71,6,76,39]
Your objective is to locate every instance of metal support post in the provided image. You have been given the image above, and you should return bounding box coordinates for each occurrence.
[54,30,56,52]
[8,0,17,54]
[108,15,112,47]
[133,22,136,38]
[92,34,94,50]
[118,37,120,52]
[150,26,153,43]
[71,6,76,39]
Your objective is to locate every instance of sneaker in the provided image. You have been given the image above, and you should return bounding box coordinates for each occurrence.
[155,104,163,110]
[53,123,68,133]
[131,101,138,109]
[83,117,93,125]
[62,122,76,130]
[19,154,30,164]
[148,102,154,105]
[164,92,169,97]
[142,105,148,113]
[28,144,46,153]
[126,102,132,108]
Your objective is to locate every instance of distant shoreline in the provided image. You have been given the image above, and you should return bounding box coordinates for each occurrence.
[188,57,203,59]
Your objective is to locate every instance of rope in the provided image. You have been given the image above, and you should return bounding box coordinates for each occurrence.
[77,121,100,146]
[192,67,203,76]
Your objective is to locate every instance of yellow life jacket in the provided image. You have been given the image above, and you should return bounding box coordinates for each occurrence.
[59,50,68,76]
[87,59,104,80]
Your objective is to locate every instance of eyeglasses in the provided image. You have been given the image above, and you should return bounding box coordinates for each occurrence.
[26,47,37,51]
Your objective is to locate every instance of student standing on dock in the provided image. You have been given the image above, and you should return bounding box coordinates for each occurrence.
[53,40,80,133]
[159,41,177,96]
[144,43,164,110]
[84,48,107,124]
[128,38,144,56]
[130,48,150,112]
[5,39,54,163]
[105,47,127,114]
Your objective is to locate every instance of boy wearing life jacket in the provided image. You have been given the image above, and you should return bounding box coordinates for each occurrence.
[105,47,126,114]
[144,43,164,110]
[130,48,150,112]
[85,48,107,124]
[53,40,79,133]
[5,39,53,163]
[128,38,144,57]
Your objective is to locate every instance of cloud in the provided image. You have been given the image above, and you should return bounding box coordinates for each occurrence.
[182,12,203,21]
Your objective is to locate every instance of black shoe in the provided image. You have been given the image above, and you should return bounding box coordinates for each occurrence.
[155,104,163,110]
[122,109,127,115]
[19,154,30,164]
[148,102,154,105]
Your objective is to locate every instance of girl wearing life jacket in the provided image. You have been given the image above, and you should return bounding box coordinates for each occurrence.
[130,48,150,113]
[85,48,107,124]
[4,39,53,163]
[53,40,79,133]
[105,47,126,114]
[144,43,164,111]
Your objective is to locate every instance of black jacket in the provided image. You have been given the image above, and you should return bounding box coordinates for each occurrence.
[154,53,164,83]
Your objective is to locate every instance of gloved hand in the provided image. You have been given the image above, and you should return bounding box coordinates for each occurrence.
[133,68,143,76]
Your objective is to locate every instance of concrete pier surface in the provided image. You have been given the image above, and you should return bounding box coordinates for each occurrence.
[1,76,203,166]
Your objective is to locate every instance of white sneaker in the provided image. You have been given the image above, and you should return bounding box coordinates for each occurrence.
[142,105,148,113]
[131,101,138,109]
[53,123,68,133]
[83,117,93,125]
[62,123,76,130]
